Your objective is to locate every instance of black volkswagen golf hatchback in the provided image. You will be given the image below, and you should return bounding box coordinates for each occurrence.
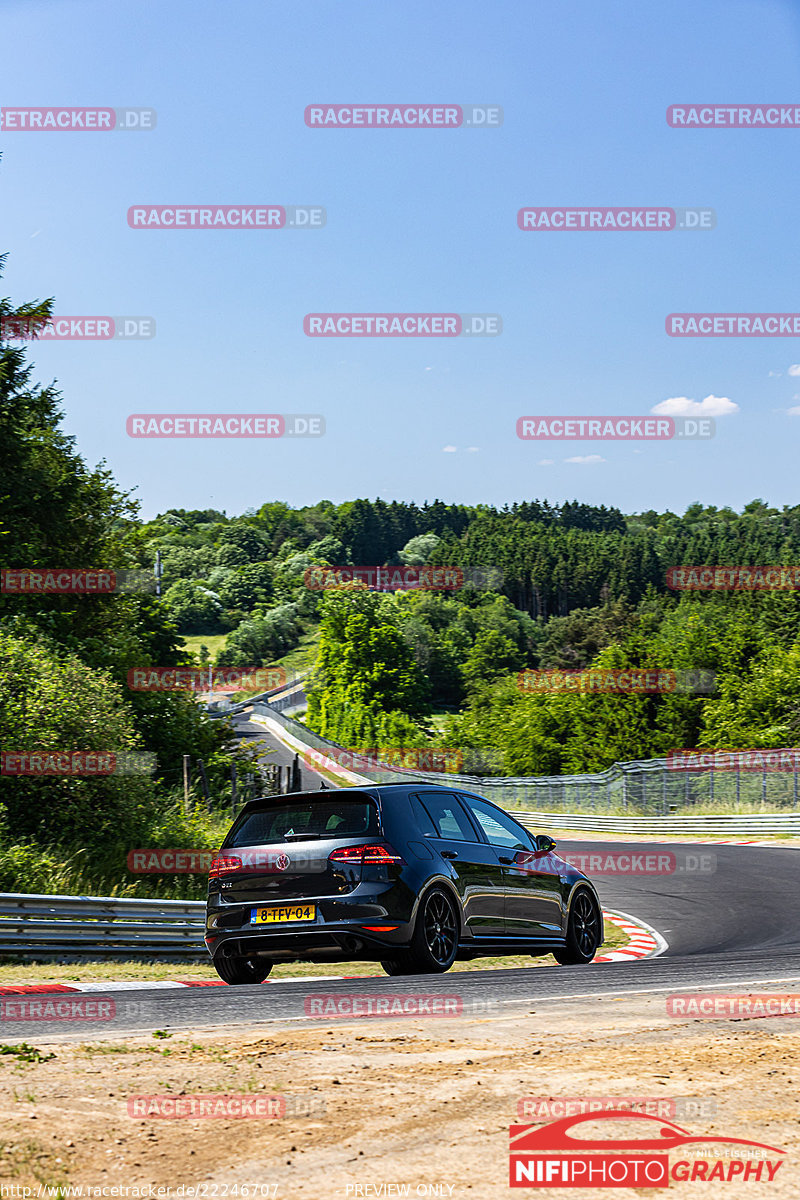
[205,782,603,983]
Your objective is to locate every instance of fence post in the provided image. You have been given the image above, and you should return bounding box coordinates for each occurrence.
[183,755,191,811]
[231,762,238,818]
[196,759,210,809]
[662,764,667,817]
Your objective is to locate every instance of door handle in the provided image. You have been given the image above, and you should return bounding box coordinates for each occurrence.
[441,850,459,860]
[498,855,512,865]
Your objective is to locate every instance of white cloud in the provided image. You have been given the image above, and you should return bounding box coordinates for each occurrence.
[465,446,479,453]
[651,394,739,418]
[789,365,800,376]
[442,445,457,453]
[565,454,605,464]
[537,458,555,466]
[787,407,800,417]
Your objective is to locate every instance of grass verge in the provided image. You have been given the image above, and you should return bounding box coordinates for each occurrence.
[0,920,628,984]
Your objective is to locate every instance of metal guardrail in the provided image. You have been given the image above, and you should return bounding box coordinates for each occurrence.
[208,673,309,718]
[509,810,800,837]
[248,703,800,821]
[0,893,206,960]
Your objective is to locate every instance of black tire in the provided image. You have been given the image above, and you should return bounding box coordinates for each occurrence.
[553,888,601,965]
[213,955,273,985]
[380,958,412,976]
[406,887,460,974]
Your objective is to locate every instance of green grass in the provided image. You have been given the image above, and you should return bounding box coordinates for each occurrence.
[0,1044,55,1064]
[271,628,320,677]
[0,923,628,985]
[180,633,227,662]
[181,629,319,679]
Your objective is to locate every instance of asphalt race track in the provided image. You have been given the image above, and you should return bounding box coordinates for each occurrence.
[6,840,799,1041]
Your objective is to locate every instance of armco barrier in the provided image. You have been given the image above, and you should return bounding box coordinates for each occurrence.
[508,810,800,837]
[244,702,800,837]
[0,893,206,960]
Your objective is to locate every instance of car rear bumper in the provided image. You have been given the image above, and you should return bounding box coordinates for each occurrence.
[206,922,412,963]
[206,885,414,962]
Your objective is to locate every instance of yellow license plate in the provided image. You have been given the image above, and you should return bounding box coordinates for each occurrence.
[250,904,316,925]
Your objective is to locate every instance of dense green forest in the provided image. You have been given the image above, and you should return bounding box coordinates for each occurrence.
[4,261,800,895]
[0,268,248,894]
[139,490,800,777]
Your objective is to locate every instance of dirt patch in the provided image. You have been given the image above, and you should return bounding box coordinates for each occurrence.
[0,989,796,1197]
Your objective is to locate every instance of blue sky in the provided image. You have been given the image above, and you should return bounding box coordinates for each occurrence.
[2,0,800,519]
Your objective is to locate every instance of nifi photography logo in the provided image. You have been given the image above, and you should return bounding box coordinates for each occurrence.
[509,1111,785,1187]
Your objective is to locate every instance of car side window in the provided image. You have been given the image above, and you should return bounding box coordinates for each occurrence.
[410,796,438,837]
[460,795,531,850]
[416,792,479,842]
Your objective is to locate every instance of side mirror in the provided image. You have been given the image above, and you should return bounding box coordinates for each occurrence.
[535,834,556,853]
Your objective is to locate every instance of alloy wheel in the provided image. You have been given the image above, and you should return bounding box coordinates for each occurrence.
[423,891,457,965]
[573,891,600,956]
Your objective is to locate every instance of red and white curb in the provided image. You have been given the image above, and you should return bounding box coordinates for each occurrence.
[593,908,667,963]
[0,909,664,997]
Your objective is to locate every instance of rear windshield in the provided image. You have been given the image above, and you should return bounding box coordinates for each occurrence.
[224,793,381,847]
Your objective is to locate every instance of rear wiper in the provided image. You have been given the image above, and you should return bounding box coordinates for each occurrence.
[282,832,326,841]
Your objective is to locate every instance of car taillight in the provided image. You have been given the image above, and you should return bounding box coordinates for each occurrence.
[328,844,404,865]
[209,854,243,879]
